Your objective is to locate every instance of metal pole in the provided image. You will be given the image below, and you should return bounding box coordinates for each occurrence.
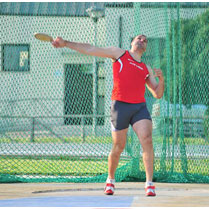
[177,2,188,177]
[92,18,98,136]
[130,2,141,177]
[171,5,177,175]
[30,117,35,142]
[160,2,170,173]
[81,116,85,143]
[134,2,141,36]
[86,7,104,136]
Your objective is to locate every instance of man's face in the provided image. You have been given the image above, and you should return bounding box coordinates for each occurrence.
[131,35,148,51]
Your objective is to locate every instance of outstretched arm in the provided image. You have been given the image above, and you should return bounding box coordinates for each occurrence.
[146,65,164,99]
[52,37,124,60]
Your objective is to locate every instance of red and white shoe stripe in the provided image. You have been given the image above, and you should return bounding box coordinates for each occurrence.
[145,186,156,196]
[104,183,115,195]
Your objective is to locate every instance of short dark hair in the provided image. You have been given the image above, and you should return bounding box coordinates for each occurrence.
[131,34,147,43]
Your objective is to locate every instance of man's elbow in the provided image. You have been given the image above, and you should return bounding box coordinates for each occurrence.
[156,95,163,99]
[153,92,164,99]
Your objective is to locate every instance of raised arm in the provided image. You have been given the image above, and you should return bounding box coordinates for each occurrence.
[52,37,124,61]
[146,65,164,99]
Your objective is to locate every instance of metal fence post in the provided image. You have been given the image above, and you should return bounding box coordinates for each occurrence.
[30,117,35,142]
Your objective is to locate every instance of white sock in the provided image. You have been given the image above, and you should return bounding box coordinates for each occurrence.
[106,178,115,184]
[145,181,153,187]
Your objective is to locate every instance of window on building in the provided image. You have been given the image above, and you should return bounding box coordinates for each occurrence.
[64,63,93,126]
[64,62,105,126]
[2,44,30,72]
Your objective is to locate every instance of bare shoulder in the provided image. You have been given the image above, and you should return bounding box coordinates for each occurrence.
[107,46,125,61]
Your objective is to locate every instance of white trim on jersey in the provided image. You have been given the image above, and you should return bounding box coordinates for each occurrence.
[118,58,123,73]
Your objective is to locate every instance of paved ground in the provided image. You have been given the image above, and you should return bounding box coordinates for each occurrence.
[0,182,209,207]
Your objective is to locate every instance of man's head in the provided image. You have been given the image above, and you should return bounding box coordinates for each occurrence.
[131,34,148,52]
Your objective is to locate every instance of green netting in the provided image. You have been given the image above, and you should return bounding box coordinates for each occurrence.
[0,2,208,183]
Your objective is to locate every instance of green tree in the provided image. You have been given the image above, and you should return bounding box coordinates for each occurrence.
[162,10,209,106]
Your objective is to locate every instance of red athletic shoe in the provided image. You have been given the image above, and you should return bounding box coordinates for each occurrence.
[104,183,115,195]
[145,185,156,196]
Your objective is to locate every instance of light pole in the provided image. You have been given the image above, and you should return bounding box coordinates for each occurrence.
[86,6,104,136]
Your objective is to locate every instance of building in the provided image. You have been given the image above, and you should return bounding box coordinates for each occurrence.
[0,2,208,140]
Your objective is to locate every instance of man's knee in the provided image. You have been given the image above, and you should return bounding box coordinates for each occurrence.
[140,134,153,147]
[111,128,128,155]
[111,142,126,155]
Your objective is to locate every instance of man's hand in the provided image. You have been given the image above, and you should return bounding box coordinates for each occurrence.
[153,69,164,81]
[52,37,66,48]
[146,67,164,99]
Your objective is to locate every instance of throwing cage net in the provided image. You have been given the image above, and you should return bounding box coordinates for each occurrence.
[0,2,208,183]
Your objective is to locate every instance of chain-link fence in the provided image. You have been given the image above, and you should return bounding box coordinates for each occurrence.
[0,2,208,183]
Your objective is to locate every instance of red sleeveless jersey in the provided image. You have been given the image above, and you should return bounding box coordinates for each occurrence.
[111,50,150,103]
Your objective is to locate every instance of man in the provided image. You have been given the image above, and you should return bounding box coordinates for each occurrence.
[52,34,164,196]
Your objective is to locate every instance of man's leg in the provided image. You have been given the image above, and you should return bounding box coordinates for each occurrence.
[132,119,156,196]
[104,128,128,195]
[108,128,128,179]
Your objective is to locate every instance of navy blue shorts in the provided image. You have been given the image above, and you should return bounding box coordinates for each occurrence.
[111,100,152,131]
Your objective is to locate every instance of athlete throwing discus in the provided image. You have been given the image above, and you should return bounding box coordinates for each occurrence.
[52,35,164,196]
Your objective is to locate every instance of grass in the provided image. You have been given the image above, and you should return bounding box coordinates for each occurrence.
[0,135,208,181]
[153,158,209,176]
[154,136,208,145]
[0,157,131,176]
[0,156,208,177]
[0,158,108,175]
